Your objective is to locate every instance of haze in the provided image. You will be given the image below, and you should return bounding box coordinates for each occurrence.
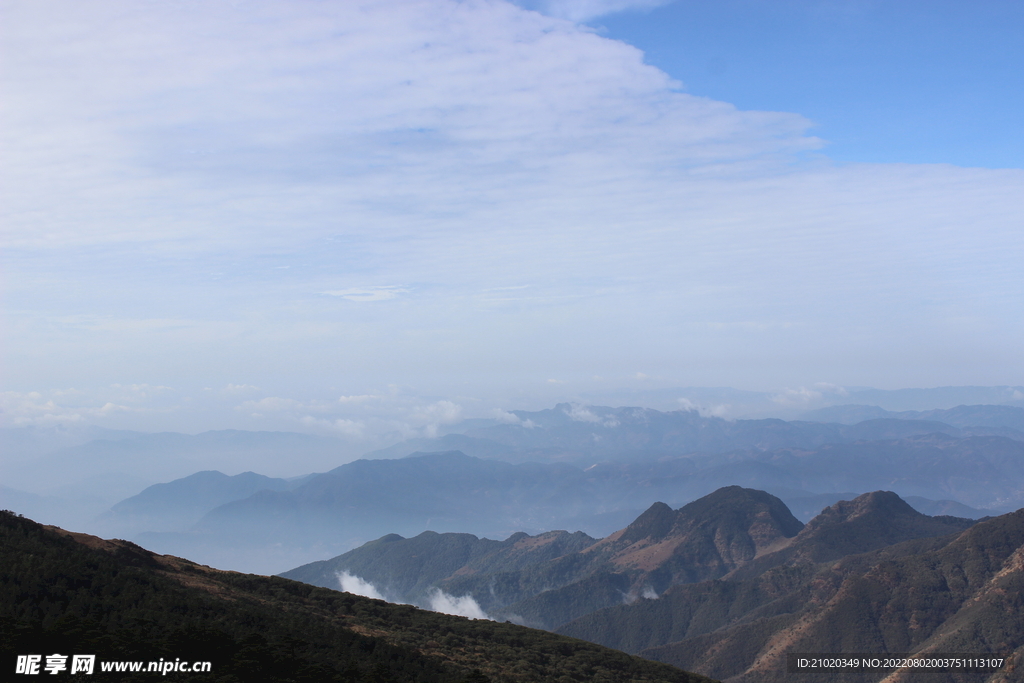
[3,0,1023,443]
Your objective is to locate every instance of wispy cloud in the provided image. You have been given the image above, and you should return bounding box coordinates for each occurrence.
[321,287,408,302]
[520,0,675,22]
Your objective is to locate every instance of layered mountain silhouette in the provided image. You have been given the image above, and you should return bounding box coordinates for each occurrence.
[142,427,1019,573]
[366,404,1024,466]
[800,403,1024,436]
[8,403,1018,575]
[93,470,306,536]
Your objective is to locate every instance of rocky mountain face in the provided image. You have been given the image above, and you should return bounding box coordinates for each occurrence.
[629,510,1024,682]
[725,490,978,580]
[281,488,801,629]
[554,496,1022,683]
[282,487,1024,682]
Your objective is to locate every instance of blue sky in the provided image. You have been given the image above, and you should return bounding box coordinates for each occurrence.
[1,0,1022,439]
[592,0,1024,168]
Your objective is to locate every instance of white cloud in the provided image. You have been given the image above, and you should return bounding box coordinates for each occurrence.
[337,572,386,600]
[0,388,171,427]
[2,0,1022,417]
[565,404,600,422]
[413,400,463,425]
[427,589,489,620]
[321,287,408,302]
[493,409,523,424]
[677,398,732,418]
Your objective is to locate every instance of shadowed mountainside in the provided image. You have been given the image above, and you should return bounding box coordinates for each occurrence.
[0,510,715,683]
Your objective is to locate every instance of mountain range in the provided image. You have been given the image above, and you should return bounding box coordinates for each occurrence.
[282,487,1022,682]
[138,426,1019,573]
[4,403,1022,574]
[0,510,712,683]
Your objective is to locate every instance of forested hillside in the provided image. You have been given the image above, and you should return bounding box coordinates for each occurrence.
[0,510,714,683]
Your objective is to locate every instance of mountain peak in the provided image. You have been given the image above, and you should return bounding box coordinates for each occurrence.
[618,502,675,544]
[731,490,980,573]
[805,490,923,532]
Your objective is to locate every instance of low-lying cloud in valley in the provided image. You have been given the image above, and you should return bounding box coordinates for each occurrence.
[427,589,490,620]
[336,572,386,601]
[336,572,489,620]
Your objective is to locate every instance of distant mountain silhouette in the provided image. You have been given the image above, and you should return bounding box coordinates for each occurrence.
[130,427,1022,573]
[800,403,1024,437]
[94,470,300,536]
[370,404,987,466]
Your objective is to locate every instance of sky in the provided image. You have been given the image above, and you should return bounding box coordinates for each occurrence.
[2,0,1023,440]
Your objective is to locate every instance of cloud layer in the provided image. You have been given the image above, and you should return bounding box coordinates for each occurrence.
[2,0,1022,430]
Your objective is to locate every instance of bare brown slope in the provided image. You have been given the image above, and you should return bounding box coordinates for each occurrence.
[726,491,977,580]
[575,486,803,589]
[460,487,804,629]
[556,492,974,656]
[642,509,1024,683]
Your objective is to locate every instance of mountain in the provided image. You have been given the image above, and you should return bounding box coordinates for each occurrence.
[138,451,621,574]
[0,429,349,531]
[629,510,1024,682]
[3,429,346,497]
[577,386,1024,417]
[800,403,1024,438]
[722,434,1024,511]
[93,469,300,536]
[132,429,1023,574]
[375,404,982,466]
[724,491,977,580]
[552,496,1024,683]
[285,488,988,653]
[284,487,805,629]
[0,510,715,683]
[282,528,600,603]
